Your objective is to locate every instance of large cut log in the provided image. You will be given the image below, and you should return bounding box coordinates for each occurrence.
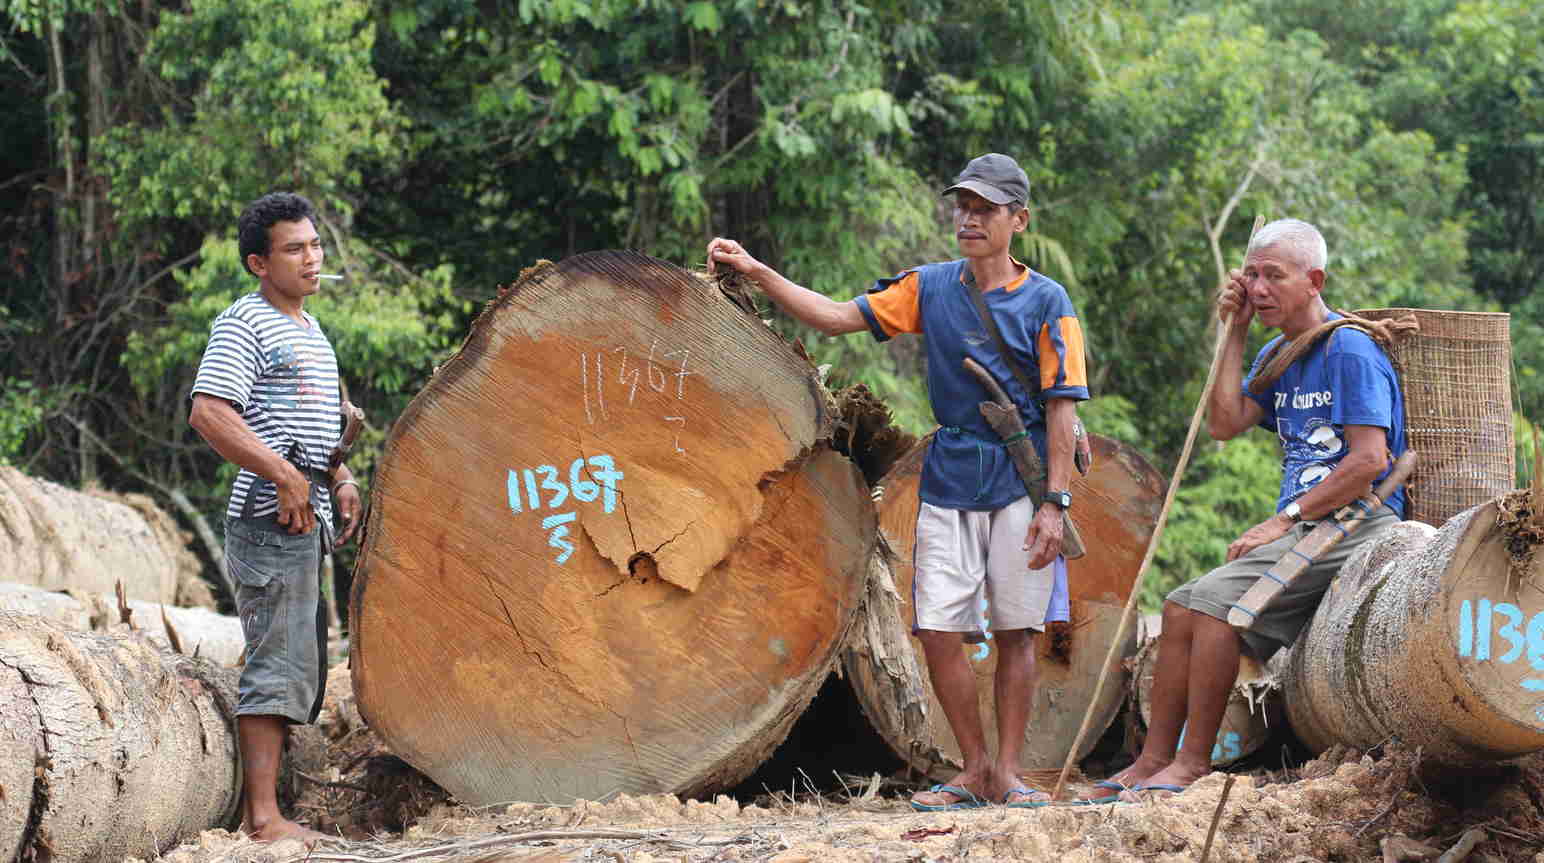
[0,467,208,606]
[0,581,245,665]
[843,433,1164,777]
[351,252,875,805]
[0,612,239,862]
[1284,494,1544,764]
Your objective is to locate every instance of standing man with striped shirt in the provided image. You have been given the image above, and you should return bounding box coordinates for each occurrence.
[190,192,362,843]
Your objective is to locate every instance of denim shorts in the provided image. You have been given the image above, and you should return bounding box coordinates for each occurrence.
[225,515,329,724]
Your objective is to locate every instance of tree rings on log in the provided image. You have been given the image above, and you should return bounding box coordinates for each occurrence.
[1286,498,1544,765]
[844,433,1164,777]
[351,252,875,805]
[0,612,239,863]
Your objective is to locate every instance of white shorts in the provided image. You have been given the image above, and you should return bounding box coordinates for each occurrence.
[912,497,1069,633]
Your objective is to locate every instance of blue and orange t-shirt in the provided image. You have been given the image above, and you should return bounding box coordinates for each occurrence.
[854,259,1089,510]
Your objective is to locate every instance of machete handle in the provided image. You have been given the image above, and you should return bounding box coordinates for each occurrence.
[963,356,1015,408]
[1227,450,1419,631]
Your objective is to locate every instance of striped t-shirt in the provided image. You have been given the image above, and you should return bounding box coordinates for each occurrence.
[192,292,341,522]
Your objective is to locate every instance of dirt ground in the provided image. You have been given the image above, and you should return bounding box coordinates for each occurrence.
[137,666,1544,863]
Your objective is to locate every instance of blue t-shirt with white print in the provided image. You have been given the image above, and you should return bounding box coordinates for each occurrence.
[1244,316,1407,518]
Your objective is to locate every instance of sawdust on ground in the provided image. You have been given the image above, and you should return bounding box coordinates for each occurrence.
[138,737,1544,863]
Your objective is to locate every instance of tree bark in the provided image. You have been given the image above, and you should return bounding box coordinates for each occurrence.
[843,433,1165,777]
[1284,494,1544,765]
[350,252,875,805]
[0,582,244,666]
[0,612,240,863]
[0,466,207,606]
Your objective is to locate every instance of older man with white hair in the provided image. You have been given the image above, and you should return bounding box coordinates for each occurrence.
[1079,218,1409,803]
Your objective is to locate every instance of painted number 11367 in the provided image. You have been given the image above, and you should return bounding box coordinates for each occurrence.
[506,454,624,564]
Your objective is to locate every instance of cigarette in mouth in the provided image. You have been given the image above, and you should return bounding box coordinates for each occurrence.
[318,274,344,280]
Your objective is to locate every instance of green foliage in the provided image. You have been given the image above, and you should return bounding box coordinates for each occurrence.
[96,0,396,237]
[0,378,47,465]
[1054,3,1470,455]
[1143,433,1282,610]
[4,0,1539,615]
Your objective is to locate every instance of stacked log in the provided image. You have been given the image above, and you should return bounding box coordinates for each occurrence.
[1284,495,1544,764]
[0,582,245,665]
[0,466,208,606]
[0,612,239,862]
[843,433,1165,777]
[351,252,875,805]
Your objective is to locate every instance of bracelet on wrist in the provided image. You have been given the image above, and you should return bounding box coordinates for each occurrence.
[332,478,361,498]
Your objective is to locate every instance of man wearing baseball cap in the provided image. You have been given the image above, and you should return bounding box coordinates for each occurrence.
[708,153,1089,810]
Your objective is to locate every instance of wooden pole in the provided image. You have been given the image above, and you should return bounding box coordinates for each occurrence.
[1051,214,1264,800]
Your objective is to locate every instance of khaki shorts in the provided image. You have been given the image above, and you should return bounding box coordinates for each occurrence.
[225,516,329,724]
[912,497,1069,634]
[1167,507,1399,660]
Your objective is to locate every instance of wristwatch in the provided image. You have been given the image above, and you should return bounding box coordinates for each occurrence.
[1282,500,1302,522]
[1044,489,1072,510]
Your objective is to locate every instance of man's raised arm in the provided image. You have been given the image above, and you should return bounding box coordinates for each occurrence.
[707,237,867,336]
[1208,268,1266,441]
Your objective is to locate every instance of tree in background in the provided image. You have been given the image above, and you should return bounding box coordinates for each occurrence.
[2,0,1536,608]
[1,0,465,593]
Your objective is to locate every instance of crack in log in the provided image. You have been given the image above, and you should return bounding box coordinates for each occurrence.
[650,521,695,556]
[479,574,558,678]
[1,654,51,863]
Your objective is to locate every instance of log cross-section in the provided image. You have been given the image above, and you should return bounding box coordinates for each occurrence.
[351,252,874,805]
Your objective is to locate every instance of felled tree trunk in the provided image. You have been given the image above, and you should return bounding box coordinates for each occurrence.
[351,252,875,805]
[843,433,1165,777]
[1284,495,1544,765]
[0,612,239,863]
[0,582,245,665]
[0,467,208,606]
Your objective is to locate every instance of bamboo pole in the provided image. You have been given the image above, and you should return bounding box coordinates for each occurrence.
[1051,214,1264,801]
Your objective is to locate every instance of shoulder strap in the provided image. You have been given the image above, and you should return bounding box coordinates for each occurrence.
[963,273,1039,402]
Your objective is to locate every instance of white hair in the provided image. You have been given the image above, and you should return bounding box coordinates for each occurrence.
[1247,218,1328,271]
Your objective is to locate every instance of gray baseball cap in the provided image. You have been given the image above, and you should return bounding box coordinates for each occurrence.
[942,153,1030,206]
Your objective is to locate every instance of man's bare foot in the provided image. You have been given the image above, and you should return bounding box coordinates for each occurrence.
[1073,754,1171,803]
[910,772,990,809]
[1116,759,1211,802]
[1000,786,1053,807]
[244,817,329,844]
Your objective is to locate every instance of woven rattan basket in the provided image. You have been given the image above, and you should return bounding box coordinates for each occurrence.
[1354,308,1513,527]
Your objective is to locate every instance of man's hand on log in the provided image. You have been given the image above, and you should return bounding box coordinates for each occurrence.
[1023,504,1065,571]
[334,482,364,546]
[1226,513,1291,561]
[707,237,763,278]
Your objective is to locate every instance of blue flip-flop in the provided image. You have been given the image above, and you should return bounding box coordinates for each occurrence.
[1130,783,1188,796]
[1002,786,1053,808]
[1071,779,1130,806]
[909,783,988,812]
